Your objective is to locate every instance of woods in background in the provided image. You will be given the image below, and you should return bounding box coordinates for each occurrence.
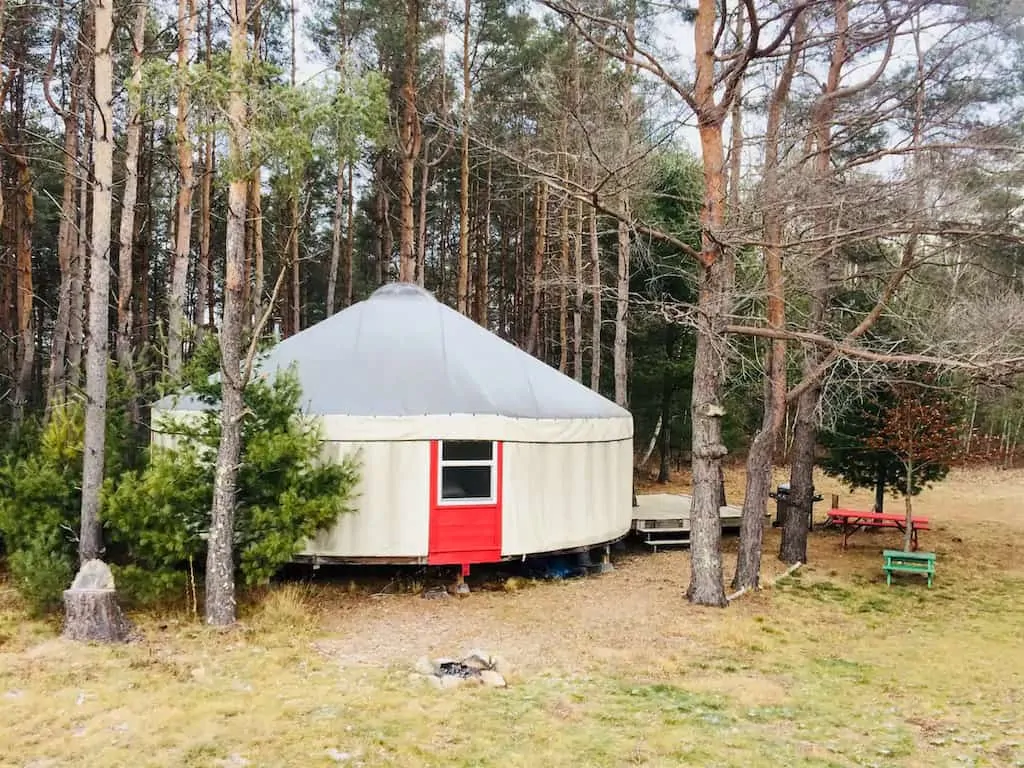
[1,0,1023,617]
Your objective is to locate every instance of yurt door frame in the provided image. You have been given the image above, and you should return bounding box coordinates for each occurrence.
[428,440,503,565]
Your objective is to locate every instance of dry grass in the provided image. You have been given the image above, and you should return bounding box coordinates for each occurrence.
[2,467,1024,767]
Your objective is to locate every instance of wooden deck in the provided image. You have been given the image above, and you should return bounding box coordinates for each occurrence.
[632,493,762,551]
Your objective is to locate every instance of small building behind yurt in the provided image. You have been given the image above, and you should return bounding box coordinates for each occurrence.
[152,283,634,572]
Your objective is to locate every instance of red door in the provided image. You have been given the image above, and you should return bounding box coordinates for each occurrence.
[428,440,503,565]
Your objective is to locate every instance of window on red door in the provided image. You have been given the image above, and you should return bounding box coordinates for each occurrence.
[438,440,497,505]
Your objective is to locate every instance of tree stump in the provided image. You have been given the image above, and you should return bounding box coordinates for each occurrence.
[62,559,130,643]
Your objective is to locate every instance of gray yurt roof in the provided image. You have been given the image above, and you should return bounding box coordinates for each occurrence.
[158,283,630,421]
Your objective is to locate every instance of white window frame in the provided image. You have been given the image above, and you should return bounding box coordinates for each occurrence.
[437,440,498,506]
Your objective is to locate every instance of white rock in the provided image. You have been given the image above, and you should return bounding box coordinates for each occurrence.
[479,670,507,688]
[325,748,353,762]
[413,657,436,676]
[70,559,116,590]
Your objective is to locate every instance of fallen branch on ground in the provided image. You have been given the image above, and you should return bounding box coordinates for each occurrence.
[727,561,803,602]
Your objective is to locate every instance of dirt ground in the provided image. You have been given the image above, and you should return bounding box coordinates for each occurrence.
[311,465,1024,676]
[1,465,1022,767]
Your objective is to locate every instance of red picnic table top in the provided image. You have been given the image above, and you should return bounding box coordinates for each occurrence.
[826,508,931,549]
[827,508,930,528]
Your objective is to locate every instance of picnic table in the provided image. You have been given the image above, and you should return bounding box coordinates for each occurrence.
[825,508,930,550]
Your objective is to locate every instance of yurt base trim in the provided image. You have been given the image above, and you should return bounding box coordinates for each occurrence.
[290,533,629,569]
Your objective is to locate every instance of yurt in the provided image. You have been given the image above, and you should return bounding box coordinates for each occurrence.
[152,283,634,571]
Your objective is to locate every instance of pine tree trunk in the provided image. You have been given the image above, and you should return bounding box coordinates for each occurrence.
[613,0,634,408]
[116,0,147,398]
[526,181,547,355]
[195,0,214,332]
[46,45,82,410]
[686,0,731,607]
[206,0,249,627]
[732,13,803,591]
[80,0,115,563]
[398,0,420,283]
[589,205,601,390]
[168,0,197,376]
[417,150,430,287]
[12,158,34,425]
[903,458,914,551]
[780,1,846,564]
[873,462,885,512]
[68,37,93,391]
[456,0,471,311]
[327,159,345,315]
[781,391,817,564]
[344,161,355,306]
[573,199,584,381]
[474,158,491,325]
[290,194,300,332]
[559,197,570,373]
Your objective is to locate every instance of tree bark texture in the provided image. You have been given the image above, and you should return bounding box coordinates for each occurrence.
[168,0,197,376]
[732,11,805,591]
[62,560,129,643]
[456,0,471,311]
[589,205,601,390]
[116,0,147,397]
[781,0,847,564]
[474,159,491,325]
[195,0,214,331]
[573,199,584,381]
[686,0,732,607]
[398,0,421,283]
[525,181,547,356]
[327,158,346,314]
[80,0,114,563]
[206,0,249,627]
[45,31,83,410]
[559,196,570,373]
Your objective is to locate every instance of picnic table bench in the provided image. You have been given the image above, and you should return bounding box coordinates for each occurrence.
[825,508,930,550]
[882,549,936,587]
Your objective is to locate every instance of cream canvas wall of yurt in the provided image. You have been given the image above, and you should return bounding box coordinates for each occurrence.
[151,283,635,572]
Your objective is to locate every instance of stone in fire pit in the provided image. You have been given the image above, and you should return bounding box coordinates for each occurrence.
[413,649,508,689]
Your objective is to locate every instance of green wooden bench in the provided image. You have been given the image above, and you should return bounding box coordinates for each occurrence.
[882,549,936,588]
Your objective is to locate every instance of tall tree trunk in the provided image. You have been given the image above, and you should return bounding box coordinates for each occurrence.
[12,157,33,424]
[903,457,914,551]
[573,199,584,381]
[398,0,420,283]
[80,0,114,562]
[589,205,601,390]
[613,0,635,408]
[686,0,733,607]
[289,194,300,332]
[68,28,93,391]
[474,158,491,325]
[417,145,430,287]
[116,0,147,406]
[195,0,214,332]
[288,0,301,332]
[168,0,197,375]
[45,14,83,410]
[732,11,804,591]
[559,196,570,373]
[781,0,847,565]
[327,159,346,314]
[456,0,471,311]
[207,0,248,627]
[526,181,547,355]
[344,160,355,306]
[726,10,745,217]
[657,327,677,483]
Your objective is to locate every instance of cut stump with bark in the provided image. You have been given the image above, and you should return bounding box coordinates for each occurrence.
[62,559,130,643]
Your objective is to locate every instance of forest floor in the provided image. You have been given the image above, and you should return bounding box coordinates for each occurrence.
[1,466,1023,767]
